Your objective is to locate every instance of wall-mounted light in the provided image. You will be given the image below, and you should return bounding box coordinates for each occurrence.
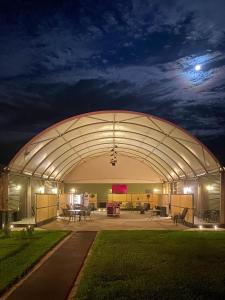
[183,187,192,194]
[39,186,45,194]
[153,188,160,193]
[206,185,214,191]
[199,225,203,230]
[214,225,218,230]
[16,185,21,190]
[70,188,76,193]
[52,188,58,194]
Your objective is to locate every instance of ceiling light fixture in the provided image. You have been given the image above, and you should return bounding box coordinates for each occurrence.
[110,145,118,166]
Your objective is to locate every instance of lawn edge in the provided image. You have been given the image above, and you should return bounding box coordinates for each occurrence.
[1,230,72,299]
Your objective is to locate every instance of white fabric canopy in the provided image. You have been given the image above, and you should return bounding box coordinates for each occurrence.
[64,154,163,183]
[9,111,221,181]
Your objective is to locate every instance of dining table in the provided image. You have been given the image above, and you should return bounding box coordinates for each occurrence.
[67,209,86,222]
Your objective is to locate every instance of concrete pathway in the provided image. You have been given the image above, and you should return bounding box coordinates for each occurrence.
[41,211,185,231]
[6,231,97,300]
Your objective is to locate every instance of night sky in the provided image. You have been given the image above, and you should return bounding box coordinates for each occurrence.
[0,0,225,165]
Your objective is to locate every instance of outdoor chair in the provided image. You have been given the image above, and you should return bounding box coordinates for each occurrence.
[126,202,133,210]
[84,208,92,220]
[62,208,70,221]
[173,208,188,225]
[136,203,141,212]
[66,204,72,210]
[203,210,210,222]
[143,203,150,211]
[89,203,95,211]
[140,206,145,214]
[154,206,161,216]
[209,210,219,223]
[76,209,87,221]
[159,206,167,217]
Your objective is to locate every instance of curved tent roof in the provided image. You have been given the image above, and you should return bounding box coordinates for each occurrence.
[9,110,221,182]
[64,154,163,183]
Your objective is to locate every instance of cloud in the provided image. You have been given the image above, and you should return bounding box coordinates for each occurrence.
[1,0,225,81]
[0,0,225,164]
[129,0,225,45]
[1,49,225,122]
[0,28,34,78]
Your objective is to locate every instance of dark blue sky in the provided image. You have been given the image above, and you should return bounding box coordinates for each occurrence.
[0,0,225,164]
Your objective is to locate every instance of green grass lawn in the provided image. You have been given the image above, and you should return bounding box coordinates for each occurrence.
[0,230,69,295]
[76,231,225,300]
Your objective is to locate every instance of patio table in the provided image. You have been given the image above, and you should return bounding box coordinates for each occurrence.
[68,209,86,222]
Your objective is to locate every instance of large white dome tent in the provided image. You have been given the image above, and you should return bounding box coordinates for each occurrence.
[1,110,224,227]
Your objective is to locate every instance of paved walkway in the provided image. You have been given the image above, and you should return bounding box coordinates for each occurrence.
[6,231,97,300]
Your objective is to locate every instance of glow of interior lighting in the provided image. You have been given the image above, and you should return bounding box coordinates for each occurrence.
[153,188,159,193]
[10,224,14,229]
[199,225,203,230]
[70,188,76,193]
[214,225,218,230]
[16,185,21,190]
[74,194,82,205]
[24,171,32,176]
[39,186,45,194]
[206,185,213,191]
[183,187,192,194]
[52,188,58,194]
[197,172,206,177]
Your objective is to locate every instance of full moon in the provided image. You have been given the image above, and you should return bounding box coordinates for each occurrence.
[195,64,201,71]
